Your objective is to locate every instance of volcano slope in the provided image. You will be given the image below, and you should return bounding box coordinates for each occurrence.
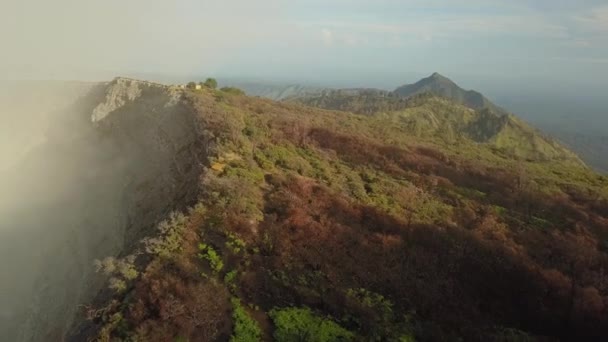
[79,82,608,341]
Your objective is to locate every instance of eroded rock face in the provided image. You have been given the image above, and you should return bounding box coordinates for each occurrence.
[0,78,204,341]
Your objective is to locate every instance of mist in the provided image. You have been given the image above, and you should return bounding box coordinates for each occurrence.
[0,77,204,340]
[0,83,123,339]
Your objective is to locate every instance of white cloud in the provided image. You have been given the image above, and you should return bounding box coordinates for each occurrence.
[568,40,592,48]
[343,34,361,47]
[299,1,608,51]
[303,12,569,49]
[575,5,608,32]
[322,29,334,46]
[319,28,370,47]
[321,11,569,38]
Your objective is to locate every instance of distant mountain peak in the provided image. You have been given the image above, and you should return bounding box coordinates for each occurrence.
[429,72,447,79]
[418,72,455,85]
[394,73,505,114]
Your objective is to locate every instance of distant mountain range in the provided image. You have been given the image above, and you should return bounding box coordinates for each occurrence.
[218,81,324,101]
[224,73,593,169]
[223,72,506,114]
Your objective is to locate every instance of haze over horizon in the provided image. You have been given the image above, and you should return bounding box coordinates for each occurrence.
[2,0,608,92]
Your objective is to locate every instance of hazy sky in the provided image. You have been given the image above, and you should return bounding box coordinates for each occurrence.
[2,0,607,88]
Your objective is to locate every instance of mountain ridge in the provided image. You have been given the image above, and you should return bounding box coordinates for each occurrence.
[80,79,608,341]
[4,77,606,341]
[393,72,506,114]
[289,77,582,164]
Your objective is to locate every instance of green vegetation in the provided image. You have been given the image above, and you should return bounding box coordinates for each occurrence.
[345,288,416,341]
[224,270,238,287]
[198,243,224,273]
[295,92,580,164]
[205,77,218,89]
[221,86,246,95]
[346,288,393,320]
[142,211,189,258]
[89,79,608,341]
[230,298,262,342]
[269,307,354,342]
[226,232,246,254]
[94,256,138,293]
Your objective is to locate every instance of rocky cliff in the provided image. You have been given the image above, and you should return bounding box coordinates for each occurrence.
[0,78,205,341]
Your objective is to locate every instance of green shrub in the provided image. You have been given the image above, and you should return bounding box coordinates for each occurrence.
[225,270,238,284]
[226,232,247,254]
[142,212,189,258]
[221,87,246,96]
[262,145,312,174]
[270,307,354,342]
[202,172,264,224]
[98,312,124,342]
[346,288,393,320]
[198,243,224,273]
[254,150,274,170]
[108,278,127,293]
[345,288,416,341]
[230,298,262,342]
[94,255,139,293]
[205,78,218,89]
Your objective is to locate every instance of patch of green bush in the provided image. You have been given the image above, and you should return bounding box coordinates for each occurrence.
[221,87,246,96]
[269,307,354,342]
[230,298,262,342]
[226,232,247,254]
[198,243,224,273]
[204,78,218,89]
[225,269,238,284]
[262,145,313,175]
[345,288,416,341]
[94,255,139,293]
[142,212,189,258]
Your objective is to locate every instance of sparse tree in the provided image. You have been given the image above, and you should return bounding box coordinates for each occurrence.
[204,78,218,89]
[186,82,197,89]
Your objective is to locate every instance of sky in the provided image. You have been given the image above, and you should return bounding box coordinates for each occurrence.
[1,0,607,90]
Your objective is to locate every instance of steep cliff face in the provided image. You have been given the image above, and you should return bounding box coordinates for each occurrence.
[0,78,204,341]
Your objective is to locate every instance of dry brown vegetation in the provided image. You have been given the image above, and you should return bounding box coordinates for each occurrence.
[85,87,608,341]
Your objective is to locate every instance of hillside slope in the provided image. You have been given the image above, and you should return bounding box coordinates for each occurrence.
[293,91,581,163]
[224,76,608,174]
[77,81,608,341]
